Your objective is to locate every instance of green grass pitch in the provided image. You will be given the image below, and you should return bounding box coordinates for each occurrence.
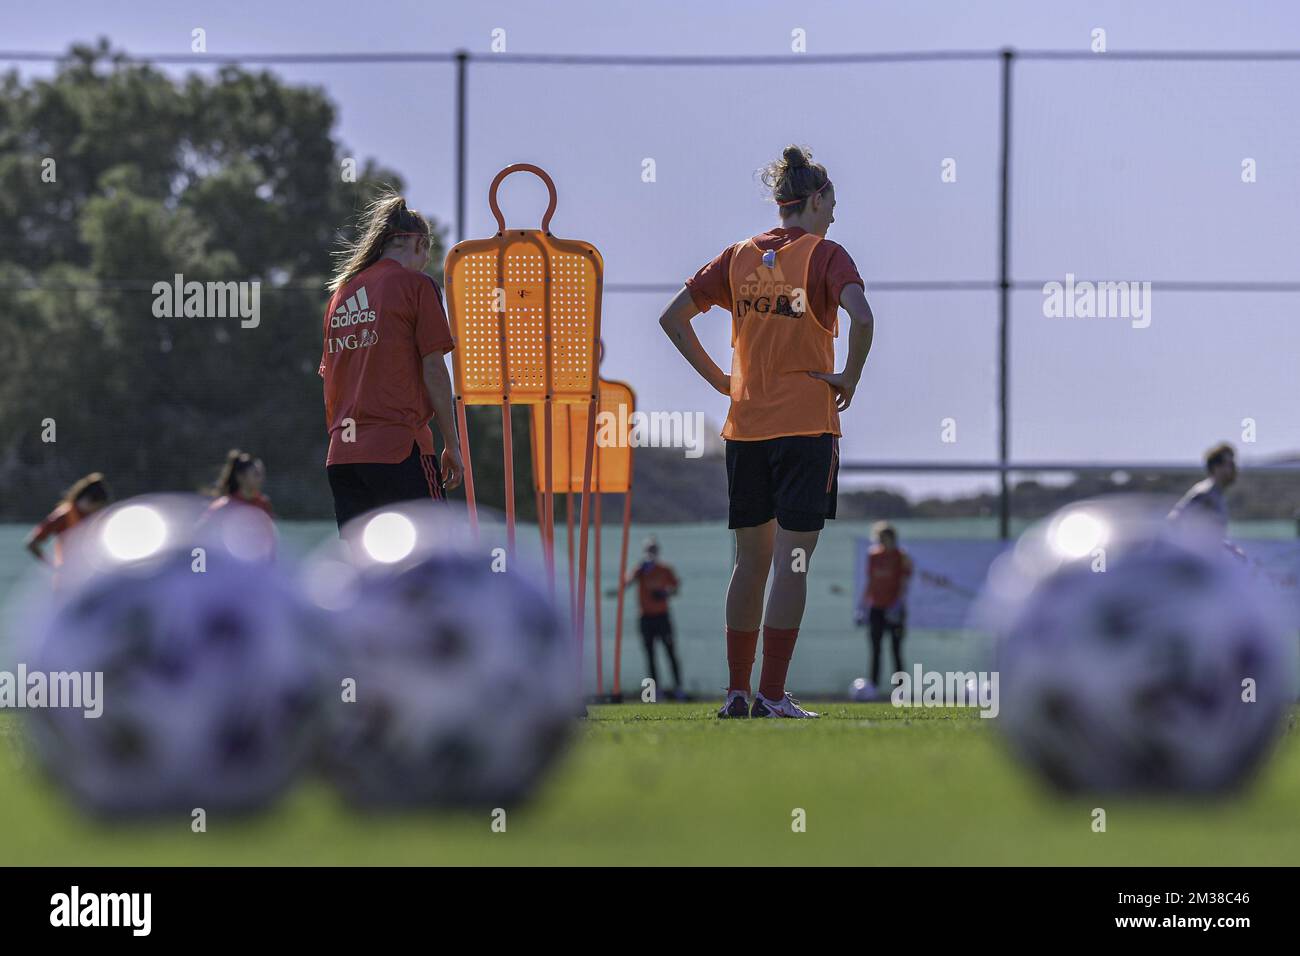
[2,703,1298,866]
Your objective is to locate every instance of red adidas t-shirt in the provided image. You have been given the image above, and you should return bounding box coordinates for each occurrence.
[319,259,455,465]
[684,226,864,331]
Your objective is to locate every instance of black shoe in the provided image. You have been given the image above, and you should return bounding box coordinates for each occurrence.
[717,691,750,718]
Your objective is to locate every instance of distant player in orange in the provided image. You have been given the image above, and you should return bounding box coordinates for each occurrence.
[206,449,274,517]
[659,145,875,718]
[320,192,463,530]
[857,522,913,698]
[612,538,685,699]
[25,473,111,567]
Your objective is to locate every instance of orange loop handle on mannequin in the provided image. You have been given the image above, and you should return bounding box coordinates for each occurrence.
[488,163,558,234]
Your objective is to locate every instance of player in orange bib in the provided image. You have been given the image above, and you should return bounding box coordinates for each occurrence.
[25,472,111,568]
[659,145,875,718]
[320,193,464,530]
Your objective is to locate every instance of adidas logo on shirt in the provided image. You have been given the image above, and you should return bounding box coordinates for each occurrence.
[736,262,805,319]
[326,285,380,354]
[330,285,377,328]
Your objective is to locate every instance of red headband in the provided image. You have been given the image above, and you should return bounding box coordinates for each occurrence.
[776,179,832,207]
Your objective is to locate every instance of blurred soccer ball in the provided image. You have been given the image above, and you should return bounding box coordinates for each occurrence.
[308,505,577,808]
[849,678,877,702]
[981,497,1296,794]
[24,497,320,815]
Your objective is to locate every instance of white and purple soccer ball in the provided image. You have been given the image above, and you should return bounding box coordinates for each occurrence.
[849,678,877,702]
[304,504,578,808]
[21,495,321,816]
[979,496,1297,794]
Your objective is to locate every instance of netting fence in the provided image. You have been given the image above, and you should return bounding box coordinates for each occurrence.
[4,45,1300,532]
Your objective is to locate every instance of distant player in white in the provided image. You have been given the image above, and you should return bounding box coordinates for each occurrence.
[1168,442,1242,556]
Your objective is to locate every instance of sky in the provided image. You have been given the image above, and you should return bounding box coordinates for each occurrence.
[7,0,1300,497]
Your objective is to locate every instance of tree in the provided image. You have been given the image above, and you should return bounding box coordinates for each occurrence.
[0,39,457,519]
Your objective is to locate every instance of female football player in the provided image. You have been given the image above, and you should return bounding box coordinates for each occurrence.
[206,449,273,516]
[860,521,913,695]
[320,192,463,530]
[658,145,875,717]
[26,472,111,566]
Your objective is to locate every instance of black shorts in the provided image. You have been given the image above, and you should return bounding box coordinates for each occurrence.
[326,441,444,531]
[725,433,839,532]
[639,613,674,641]
[868,606,907,637]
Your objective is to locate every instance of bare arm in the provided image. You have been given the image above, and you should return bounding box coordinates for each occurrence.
[24,528,48,564]
[810,284,875,410]
[658,286,730,396]
[422,352,463,490]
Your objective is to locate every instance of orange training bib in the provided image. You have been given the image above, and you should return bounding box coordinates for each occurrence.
[724,233,839,441]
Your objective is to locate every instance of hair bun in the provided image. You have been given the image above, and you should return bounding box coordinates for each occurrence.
[782,145,808,169]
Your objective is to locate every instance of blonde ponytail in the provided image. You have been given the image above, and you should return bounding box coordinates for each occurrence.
[328,191,431,293]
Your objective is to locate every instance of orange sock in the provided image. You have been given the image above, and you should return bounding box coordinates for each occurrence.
[758,626,799,700]
[725,628,759,694]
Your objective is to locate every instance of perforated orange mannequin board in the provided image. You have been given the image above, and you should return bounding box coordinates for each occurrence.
[444,165,604,406]
[529,379,635,494]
